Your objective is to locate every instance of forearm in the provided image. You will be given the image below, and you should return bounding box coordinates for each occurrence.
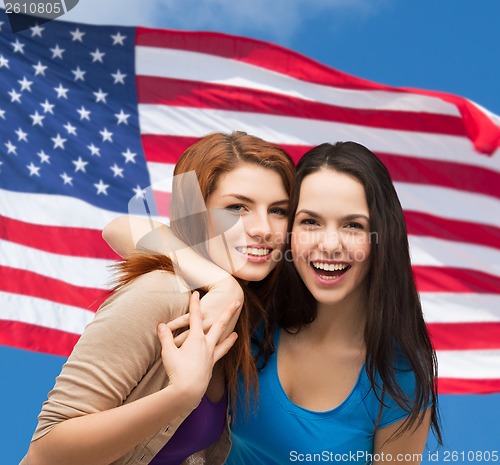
[27,384,199,465]
[102,215,163,257]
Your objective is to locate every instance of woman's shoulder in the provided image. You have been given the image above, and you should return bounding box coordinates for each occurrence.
[100,269,191,323]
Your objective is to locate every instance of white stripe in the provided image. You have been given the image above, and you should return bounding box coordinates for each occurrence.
[0,240,113,289]
[0,189,165,229]
[422,293,500,323]
[136,46,462,116]
[395,182,500,229]
[409,236,500,278]
[147,162,175,190]
[138,105,500,173]
[437,350,500,379]
[0,292,94,335]
[0,189,120,229]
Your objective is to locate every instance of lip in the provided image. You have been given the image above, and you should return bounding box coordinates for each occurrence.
[235,244,274,264]
[309,260,350,286]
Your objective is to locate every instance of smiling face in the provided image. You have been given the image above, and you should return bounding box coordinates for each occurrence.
[291,168,371,308]
[205,162,289,282]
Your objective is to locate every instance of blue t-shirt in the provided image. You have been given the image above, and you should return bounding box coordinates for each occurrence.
[226,329,416,465]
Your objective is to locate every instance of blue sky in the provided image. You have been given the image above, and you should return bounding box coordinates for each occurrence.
[1,0,500,463]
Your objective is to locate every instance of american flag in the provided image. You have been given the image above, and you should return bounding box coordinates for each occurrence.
[1,10,499,394]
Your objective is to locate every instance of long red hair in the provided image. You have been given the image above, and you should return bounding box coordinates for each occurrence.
[112,131,295,407]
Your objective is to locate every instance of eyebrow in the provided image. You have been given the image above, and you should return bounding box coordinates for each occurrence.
[222,194,289,206]
[295,209,370,222]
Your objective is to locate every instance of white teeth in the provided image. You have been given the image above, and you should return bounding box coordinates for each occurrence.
[312,262,348,271]
[239,247,271,256]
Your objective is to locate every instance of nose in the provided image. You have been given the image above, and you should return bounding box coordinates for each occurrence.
[318,229,342,253]
[245,211,273,241]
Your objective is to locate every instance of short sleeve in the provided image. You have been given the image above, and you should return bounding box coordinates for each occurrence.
[378,365,417,428]
[360,357,421,429]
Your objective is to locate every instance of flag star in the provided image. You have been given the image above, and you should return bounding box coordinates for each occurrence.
[111,31,127,45]
[16,128,28,142]
[133,185,147,199]
[0,55,9,68]
[64,122,77,135]
[72,156,88,173]
[38,150,51,163]
[40,99,55,114]
[93,88,108,103]
[5,141,17,155]
[27,162,41,177]
[100,128,113,142]
[87,144,101,156]
[90,48,105,63]
[115,109,130,125]
[111,69,126,84]
[0,108,6,120]
[8,89,22,103]
[50,44,65,59]
[71,66,86,81]
[33,60,48,76]
[30,111,45,126]
[110,164,124,177]
[52,133,67,149]
[70,28,85,42]
[18,76,33,92]
[30,24,45,37]
[94,179,110,195]
[54,83,69,99]
[12,39,25,54]
[122,148,137,163]
[77,106,91,120]
[60,172,73,185]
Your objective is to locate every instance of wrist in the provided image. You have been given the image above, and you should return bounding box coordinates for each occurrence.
[164,379,205,412]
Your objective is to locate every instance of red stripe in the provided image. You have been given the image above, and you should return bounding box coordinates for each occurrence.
[376,152,500,200]
[405,211,500,250]
[0,266,106,310]
[0,215,120,259]
[428,323,500,350]
[0,320,78,357]
[136,76,467,137]
[136,27,383,91]
[142,136,500,199]
[142,135,201,164]
[438,378,500,394]
[152,191,171,217]
[414,266,500,294]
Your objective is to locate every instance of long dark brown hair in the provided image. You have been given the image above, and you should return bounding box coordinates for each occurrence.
[112,131,294,408]
[270,141,441,441]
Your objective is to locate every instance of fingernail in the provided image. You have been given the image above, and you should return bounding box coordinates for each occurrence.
[234,301,241,308]
[158,323,167,333]
[193,291,200,299]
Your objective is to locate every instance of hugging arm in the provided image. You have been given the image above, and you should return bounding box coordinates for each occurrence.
[102,216,244,321]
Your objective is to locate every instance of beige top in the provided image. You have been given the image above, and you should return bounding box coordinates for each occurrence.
[20,270,231,465]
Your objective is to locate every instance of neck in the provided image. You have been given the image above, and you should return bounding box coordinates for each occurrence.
[308,289,367,350]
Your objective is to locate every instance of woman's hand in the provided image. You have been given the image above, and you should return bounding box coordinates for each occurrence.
[157,291,240,405]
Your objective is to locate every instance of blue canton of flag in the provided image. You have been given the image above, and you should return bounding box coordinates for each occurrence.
[0,9,151,213]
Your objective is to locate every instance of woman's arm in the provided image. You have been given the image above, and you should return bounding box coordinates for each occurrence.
[102,216,244,331]
[102,215,163,258]
[26,277,238,465]
[372,409,432,464]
